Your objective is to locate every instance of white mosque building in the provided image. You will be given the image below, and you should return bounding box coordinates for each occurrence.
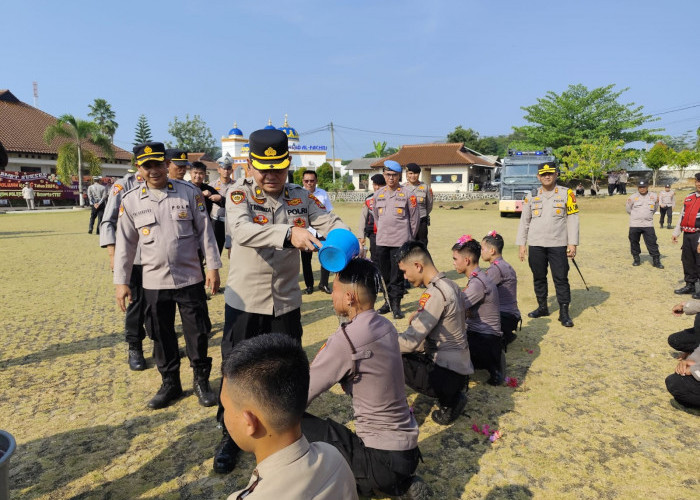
[221,115,339,179]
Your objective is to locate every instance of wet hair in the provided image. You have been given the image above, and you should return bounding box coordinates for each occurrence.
[336,257,383,303]
[222,333,309,432]
[190,161,207,172]
[397,240,434,265]
[452,239,481,262]
[482,232,504,254]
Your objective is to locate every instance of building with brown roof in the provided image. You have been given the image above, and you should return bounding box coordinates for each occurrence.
[351,142,497,193]
[0,89,131,178]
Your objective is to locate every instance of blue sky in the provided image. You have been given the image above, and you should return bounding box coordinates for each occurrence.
[2,0,699,158]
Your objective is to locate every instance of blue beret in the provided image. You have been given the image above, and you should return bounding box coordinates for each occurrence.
[383,160,402,173]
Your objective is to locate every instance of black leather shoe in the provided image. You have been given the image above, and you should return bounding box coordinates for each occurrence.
[558,303,574,327]
[632,257,641,266]
[400,475,432,500]
[377,301,391,314]
[305,286,313,295]
[652,257,664,269]
[675,284,695,294]
[213,433,240,474]
[319,284,332,294]
[147,375,183,409]
[128,347,146,371]
[528,306,549,318]
[431,392,467,425]
[391,302,404,319]
[193,363,218,407]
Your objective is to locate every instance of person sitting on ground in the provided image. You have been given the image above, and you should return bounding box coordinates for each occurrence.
[452,235,505,385]
[220,333,358,500]
[302,258,430,500]
[665,344,700,409]
[481,231,521,348]
[396,241,473,425]
[575,183,585,197]
[669,299,700,358]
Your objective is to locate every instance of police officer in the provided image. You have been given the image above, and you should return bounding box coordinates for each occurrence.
[114,142,222,410]
[165,148,190,181]
[403,162,433,246]
[214,128,346,474]
[672,173,700,298]
[100,163,149,371]
[212,154,235,255]
[373,160,419,319]
[358,173,386,267]
[87,178,107,234]
[626,180,663,268]
[659,183,676,229]
[516,162,579,327]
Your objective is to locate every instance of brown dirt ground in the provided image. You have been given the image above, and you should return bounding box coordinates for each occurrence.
[1,190,698,499]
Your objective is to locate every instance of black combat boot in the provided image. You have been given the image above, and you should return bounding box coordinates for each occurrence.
[652,256,664,269]
[675,283,695,294]
[392,300,405,319]
[527,297,549,318]
[193,358,217,407]
[431,392,468,425]
[147,372,183,409]
[558,303,574,327]
[377,301,391,314]
[667,224,672,229]
[213,429,240,474]
[632,256,641,266]
[128,342,146,371]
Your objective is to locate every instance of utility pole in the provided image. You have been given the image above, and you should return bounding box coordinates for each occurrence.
[32,81,38,108]
[330,121,336,182]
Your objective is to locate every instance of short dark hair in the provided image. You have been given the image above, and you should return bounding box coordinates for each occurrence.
[452,239,481,261]
[190,161,207,172]
[397,240,433,265]
[482,232,504,253]
[336,258,382,303]
[222,333,309,432]
[302,170,317,180]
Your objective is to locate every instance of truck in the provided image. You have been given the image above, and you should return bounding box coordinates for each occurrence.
[498,148,555,217]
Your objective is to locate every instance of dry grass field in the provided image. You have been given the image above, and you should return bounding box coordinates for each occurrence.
[1,190,698,499]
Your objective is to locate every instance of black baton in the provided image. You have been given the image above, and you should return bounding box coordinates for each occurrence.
[571,258,589,291]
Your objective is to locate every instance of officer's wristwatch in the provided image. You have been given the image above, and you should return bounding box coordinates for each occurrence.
[284,226,293,248]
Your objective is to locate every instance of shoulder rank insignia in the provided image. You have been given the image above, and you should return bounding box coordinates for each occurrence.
[230,191,245,204]
[118,204,124,217]
[287,198,302,206]
[284,187,290,198]
[112,184,124,196]
[136,175,144,182]
[167,182,174,190]
[252,186,265,204]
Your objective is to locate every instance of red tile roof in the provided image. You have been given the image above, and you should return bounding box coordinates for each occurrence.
[370,142,496,169]
[0,89,131,161]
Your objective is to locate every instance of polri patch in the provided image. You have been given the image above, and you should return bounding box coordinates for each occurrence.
[253,214,269,225]
[231,191,245,204]
[294,217,306,228]
[418,292,430,310]
[112,184,123,196]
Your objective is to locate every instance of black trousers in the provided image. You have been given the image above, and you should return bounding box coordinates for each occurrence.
[89,204,105,233]
[300,251,330,288]
[367,233,378,268]
[402,352,468,408]
[301,413,420,497]
[416,217,429,247]
[501,312,520,347]
[680,232,700,284]
[659,207,673,227]
[143,283,210,376]
[376,245,404,302]
[668,314,700,353]
[217,305,302,423]
[528,246,570,304]
[665,373,700,408]
[619,182,627,195]
[213,219,226,255]
[629,227,660,258]
[608,184,616,196]
[125,264,149,344]
[467,331,503,376]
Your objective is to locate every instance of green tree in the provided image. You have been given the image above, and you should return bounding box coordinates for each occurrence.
[87,98,118,143]
[558,137,635,184]
[669,149,699,180]
[515,84,662,149]
[44,114,113,206]
[316,162,334,190]
[167,114,218,158]
[293,167,307,185]
[133,114,153,145]
[644,142,673,186]
[447,126,480,150]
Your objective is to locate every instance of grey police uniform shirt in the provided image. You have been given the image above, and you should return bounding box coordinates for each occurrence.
[308,309,419,451]
[372,185,420,247]
[516,184,580,247]
[658,189,675,208]
[87,182,107,205]
[113,179,222,289]
[626,191,658,228]
[484,258,520,317]
[462,268,501,336]
[100,173,145,264]
[398,272,474,376]
[228,436,358,500]
[225,178,346,316]
[212,177,234,221]
[403,181,433,219]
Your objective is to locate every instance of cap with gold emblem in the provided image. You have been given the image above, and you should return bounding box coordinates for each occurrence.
[133,142,166,166]
[165,148,191,166]
[537,162,557,175]
[248,129,290,170]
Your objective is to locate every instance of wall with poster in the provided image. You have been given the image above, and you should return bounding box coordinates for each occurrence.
[0,171,80,201]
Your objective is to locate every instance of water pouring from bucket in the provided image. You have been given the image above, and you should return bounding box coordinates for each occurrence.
[318,228,360,273]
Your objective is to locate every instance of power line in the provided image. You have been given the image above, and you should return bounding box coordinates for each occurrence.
[334,123,444,139]
[650,103,700,116]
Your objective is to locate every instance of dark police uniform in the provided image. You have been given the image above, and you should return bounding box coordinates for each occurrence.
[100,171,149,370]
[672,178,700,296]
[114,142,221,409]
[516,163,579,327]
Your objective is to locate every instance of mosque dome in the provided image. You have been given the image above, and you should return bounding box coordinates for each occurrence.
[264,119,276,130]
[228,122,243,136]
[278,114,299,140]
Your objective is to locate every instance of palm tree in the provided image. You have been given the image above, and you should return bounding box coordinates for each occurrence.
[372,140,388,158]
[44,114,114,206]
[88,98,118,143]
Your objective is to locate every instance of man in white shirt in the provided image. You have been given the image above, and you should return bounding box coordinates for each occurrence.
[301,170,333,294]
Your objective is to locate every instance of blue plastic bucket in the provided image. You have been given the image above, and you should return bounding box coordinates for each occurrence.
[319,228,360,272]
[0,430,16,500]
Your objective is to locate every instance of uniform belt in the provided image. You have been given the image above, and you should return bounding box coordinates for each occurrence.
[212,215,225,221]
[681,227,698,233]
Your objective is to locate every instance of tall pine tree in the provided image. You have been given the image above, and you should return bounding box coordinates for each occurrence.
[133,114,153,145]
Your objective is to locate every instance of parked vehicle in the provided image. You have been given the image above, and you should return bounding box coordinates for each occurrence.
[499,148,555,217]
